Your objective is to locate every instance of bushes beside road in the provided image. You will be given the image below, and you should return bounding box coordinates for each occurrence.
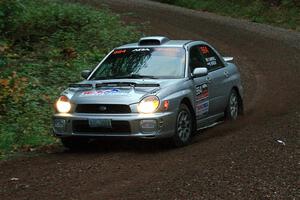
[0,0,141,157]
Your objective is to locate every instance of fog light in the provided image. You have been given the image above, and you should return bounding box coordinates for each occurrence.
[54,119,66,130]
[140,119,157,132]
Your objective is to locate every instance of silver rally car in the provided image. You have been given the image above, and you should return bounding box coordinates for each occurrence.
[53,36,243,148]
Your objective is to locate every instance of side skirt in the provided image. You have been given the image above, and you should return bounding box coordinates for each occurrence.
[196,113,224,131]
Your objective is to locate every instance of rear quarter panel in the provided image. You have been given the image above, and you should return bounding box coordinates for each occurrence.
[223,62,244,112]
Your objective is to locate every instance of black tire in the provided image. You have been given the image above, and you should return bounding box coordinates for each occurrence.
[172,104,193,147]
[225,89,240,120]
[61,137,90,150]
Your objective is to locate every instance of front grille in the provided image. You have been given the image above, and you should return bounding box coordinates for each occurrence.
[72,120,131,134]
[75,104,131,114]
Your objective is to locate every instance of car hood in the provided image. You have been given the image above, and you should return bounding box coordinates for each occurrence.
[64,79,183,105]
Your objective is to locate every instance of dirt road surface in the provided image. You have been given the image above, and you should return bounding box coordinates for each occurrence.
[1,0,299,199]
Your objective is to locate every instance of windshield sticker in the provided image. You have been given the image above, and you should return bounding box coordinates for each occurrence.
[132,48,150,52]
[199,46,209,54]
[206,57,217,66]
[80,89,127,97]
[113,49,126,55]
[195,83,209,101]
[196,101,209,116]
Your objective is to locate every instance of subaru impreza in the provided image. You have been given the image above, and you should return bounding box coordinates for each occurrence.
[53,36,243,148]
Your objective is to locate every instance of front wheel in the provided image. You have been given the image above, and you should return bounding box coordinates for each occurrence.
[171,104,193,147]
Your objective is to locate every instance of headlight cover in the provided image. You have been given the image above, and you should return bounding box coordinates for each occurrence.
[56,96,71,113]
[137,95,160,114]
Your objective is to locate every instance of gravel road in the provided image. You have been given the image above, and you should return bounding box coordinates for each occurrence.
[1,0,299,199]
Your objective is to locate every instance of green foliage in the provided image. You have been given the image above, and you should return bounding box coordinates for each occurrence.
[0,0,141,157]
[154,0,300,31]
[0,0,24,32]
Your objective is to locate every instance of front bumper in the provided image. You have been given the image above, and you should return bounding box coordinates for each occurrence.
[52,112,176,139]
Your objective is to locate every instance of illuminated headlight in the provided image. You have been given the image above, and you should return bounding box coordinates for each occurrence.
[137,96,160,114]
[56,96,71,113]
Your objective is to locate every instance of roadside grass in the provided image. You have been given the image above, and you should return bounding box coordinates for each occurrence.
[0,0,141,158]
[153,0,300,31]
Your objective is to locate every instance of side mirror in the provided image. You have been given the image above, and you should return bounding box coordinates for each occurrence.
[81,70,91,79]
[223,57,234,62]
[192,67,208,78]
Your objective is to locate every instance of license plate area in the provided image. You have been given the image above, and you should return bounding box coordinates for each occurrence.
[88,119,111,128]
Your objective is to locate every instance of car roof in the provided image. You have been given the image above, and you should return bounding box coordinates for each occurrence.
[116,36,208,49]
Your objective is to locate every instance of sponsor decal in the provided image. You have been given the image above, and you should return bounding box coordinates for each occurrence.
[206,57,217,66]
[196,101,209,116]
[113,49,126,54]
[195,83,209,101]
[80,89,127,97]
[199,46,209,54]
[132,48,150,52]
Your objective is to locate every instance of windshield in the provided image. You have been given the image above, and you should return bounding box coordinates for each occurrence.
[90,47,186,80]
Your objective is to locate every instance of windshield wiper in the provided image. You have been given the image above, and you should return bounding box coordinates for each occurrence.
[115,74,158,79]
[91,76,115,80]
[92,74,158,80]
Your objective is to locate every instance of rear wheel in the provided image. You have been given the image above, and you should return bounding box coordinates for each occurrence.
[172,104,193,147]
[61,137,90,150]
[225,89,240,120]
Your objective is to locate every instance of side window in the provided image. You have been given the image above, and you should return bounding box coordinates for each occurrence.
[189,46,206,73]
[198,45,224,72]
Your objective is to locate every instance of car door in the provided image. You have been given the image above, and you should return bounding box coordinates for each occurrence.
[189,45,210,120]
[198,45,229,115]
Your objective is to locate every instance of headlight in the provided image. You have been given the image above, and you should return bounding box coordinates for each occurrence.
[56,96,71,113]
[137,96,160,114]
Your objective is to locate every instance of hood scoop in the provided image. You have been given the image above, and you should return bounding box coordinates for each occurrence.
[138,36,170,46]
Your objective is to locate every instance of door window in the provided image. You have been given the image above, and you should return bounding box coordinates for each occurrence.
[198,45,224,72]
[189,46,206,73]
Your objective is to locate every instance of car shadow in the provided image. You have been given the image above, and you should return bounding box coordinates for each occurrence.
[192,117,248,144]
[55,117,248,156]
[61,138,175,155]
